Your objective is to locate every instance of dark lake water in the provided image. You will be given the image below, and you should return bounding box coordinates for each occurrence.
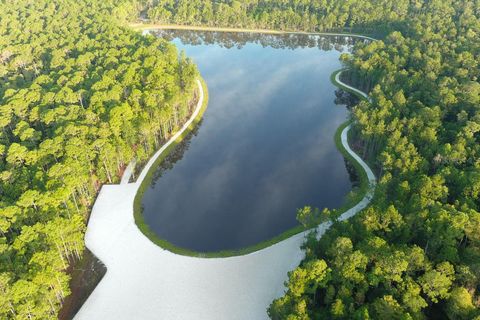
[142,30,361,252]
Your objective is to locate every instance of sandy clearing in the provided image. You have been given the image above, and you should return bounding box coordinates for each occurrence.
[74,76,376,319]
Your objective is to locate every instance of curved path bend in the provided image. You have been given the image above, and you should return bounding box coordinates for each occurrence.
[75,77,376,319]
[335,71,372,102]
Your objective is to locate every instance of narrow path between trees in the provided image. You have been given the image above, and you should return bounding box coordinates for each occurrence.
[120,160,135,184]
[75,75,376,319]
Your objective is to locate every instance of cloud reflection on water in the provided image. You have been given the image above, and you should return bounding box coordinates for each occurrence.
[142,31,354,252]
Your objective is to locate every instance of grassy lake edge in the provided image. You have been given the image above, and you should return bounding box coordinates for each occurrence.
[131,31,374,258]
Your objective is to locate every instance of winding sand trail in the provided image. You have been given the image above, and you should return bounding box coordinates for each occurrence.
[75,74,376,319]
[335,71,372,102]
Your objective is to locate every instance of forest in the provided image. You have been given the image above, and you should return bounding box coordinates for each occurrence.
[266,1,480,319]
[1,0,479,319]
[0,0,198,318]
[143,0,423,37]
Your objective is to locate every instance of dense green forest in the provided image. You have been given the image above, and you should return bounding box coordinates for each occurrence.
[0,0,198,318]
[142,0,422,36]
[1,0,479,319]
[266,1,480,319]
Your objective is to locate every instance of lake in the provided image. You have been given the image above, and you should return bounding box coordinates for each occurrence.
[141,30,361,252]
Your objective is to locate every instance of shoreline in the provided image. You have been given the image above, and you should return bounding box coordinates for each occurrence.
[130,23,377,41]
[125,24,377,257]
[133,78,211,255]
[130,70,376,258]
[332,69,372,102]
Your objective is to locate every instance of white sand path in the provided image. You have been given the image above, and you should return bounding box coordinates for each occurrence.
[75,76,376,320]
[120,160,136,184]
[335,71,372,102]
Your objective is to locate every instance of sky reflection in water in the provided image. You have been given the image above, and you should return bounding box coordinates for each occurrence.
[142,31,358,252]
